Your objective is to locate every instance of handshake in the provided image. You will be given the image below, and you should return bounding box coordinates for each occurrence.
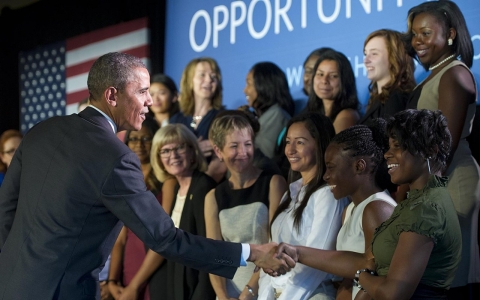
[247,242,299,276]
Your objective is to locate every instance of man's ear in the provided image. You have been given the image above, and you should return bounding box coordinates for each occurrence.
[105,87,118,107]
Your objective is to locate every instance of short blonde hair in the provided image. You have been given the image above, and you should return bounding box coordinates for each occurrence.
[179,57,223,116]
[209,114,255,150]
[150,123,207,182]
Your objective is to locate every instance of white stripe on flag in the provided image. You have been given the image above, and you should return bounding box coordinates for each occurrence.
[66,28,149,66]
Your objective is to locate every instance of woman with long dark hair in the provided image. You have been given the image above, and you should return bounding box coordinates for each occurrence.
[258,112,348,299]
[306,50,360,133]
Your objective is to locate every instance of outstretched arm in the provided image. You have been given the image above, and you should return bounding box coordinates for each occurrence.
[358,232,433,300]
[276,243,367,279]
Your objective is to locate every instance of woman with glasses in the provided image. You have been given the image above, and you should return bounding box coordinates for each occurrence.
[115,123,217,300]
[0,129,23,187]
[108,116,173,300]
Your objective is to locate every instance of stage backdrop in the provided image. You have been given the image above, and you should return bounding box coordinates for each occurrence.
[18,18,150,134]
[164,0,480,113]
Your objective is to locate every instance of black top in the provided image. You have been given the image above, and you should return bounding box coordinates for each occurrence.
[215,170,274,212]
[359,90,410,124]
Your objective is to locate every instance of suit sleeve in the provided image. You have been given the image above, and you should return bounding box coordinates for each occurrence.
[100,152,240,279]
[191,175,217,300]
[0,142,22,250]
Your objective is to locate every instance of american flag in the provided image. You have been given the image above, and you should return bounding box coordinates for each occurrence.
[18,17,150,134]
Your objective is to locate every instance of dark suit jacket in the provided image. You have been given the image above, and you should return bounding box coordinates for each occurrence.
[0,108,240,300]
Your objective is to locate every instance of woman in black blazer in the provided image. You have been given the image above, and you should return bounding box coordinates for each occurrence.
[115,123,217,300]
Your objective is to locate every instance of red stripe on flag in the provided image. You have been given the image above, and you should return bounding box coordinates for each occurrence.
[66,45,149,78]
[67,89,90,105]
[66,18,148,51]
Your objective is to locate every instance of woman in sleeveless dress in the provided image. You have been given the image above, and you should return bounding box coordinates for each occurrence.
[405,2,479,295]
[205,114,287,299]
[324,120,396,300]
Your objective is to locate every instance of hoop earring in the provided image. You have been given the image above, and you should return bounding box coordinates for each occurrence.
[448,38,453,46]
[427,157,432,174]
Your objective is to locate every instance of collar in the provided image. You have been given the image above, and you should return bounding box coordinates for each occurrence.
[88,105,117,133]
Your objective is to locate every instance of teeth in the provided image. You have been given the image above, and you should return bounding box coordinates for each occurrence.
[329,185,336,190]
[387,164,399,169]
[417,49,426,55]
[288,157,299,162]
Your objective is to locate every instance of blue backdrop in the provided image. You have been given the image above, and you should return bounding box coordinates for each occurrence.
[164,0,480,113]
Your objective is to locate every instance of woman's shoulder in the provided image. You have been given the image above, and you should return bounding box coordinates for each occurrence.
[261,104,291,119]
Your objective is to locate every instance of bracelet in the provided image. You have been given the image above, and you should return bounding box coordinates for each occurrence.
[105,279,118,284]
[245,285,255,297]
[353,269,376,291]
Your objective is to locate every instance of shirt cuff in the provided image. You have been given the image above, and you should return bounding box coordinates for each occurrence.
[240,243,250,266]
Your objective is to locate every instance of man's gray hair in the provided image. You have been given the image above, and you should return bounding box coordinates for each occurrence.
[87,52,146,101]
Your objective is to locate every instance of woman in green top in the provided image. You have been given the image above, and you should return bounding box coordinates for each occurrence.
[275,109,461,299]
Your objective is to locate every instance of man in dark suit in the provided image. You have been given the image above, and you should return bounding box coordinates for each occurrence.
[0,52,293,300]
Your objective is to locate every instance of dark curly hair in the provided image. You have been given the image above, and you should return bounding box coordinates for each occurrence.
[331,118,394,191]
[306,50,359,122]
[405,0,473,69]
[387,109,452,173]
[271,112,335,233]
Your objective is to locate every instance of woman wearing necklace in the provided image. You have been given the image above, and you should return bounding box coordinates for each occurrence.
[404,1,480,296]
[179,57,224,180]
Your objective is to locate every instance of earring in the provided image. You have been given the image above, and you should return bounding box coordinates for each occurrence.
[219,157,223,162]
[427,157,432,174]
[448,38,453,46]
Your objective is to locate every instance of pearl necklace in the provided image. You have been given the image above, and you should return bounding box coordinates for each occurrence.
[429,54,456,71]
[190,115,203,128]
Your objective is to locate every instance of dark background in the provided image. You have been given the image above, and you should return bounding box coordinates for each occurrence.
[0,0,166,133]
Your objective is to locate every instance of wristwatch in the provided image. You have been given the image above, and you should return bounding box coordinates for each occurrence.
[353,268,376,291]
[245,285,255,297]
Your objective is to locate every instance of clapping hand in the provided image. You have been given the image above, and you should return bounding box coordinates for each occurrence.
[249,243,296,276]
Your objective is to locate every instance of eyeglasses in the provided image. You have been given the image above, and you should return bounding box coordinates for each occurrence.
[2,148,16,156]
[126,137,153,144]
[159,143,188,158]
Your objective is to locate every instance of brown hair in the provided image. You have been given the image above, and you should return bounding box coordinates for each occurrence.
[0,129,23,172]
[364,29,416,108]
[179,57,223,116]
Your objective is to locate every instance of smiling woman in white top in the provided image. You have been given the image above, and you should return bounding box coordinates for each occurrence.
[324,120,396,300]
[258,112,348,300]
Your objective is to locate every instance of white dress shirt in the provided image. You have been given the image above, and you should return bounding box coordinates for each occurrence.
[258,178,348,299]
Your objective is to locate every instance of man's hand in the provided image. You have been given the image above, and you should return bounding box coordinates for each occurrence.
[248,243,296,276]
[99,281,114,300]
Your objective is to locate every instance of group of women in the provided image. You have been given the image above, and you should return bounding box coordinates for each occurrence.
[98,1,478,300]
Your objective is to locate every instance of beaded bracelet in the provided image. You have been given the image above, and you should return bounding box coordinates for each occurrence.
[353,268,376,291]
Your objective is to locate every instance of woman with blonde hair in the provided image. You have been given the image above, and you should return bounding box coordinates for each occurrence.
[179,57,224,181]
[359,29,416,124]
[205,114,287,299]
[112,124,217,300]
